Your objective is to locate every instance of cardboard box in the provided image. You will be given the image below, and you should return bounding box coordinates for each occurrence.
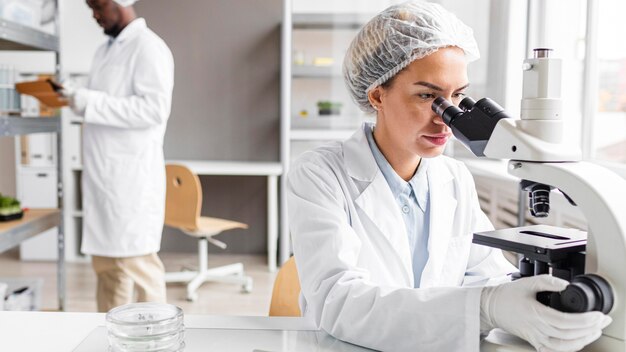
[15,79,67,108]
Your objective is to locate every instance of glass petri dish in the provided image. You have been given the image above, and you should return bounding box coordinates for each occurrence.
[106,303,184,338]
[107,330,185,352]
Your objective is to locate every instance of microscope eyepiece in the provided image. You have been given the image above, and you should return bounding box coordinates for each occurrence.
[459,97,476,111]
[432,96,452,117]
[432,96,463,126]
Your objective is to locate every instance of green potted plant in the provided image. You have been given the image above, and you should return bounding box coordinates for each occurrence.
[317,101,343,116]
[0,193,23,221]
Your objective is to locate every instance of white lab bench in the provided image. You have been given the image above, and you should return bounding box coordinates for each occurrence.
[165,160,283,272]
[0,310,540,351]
[4,309,610,351]
[0,311,378,352]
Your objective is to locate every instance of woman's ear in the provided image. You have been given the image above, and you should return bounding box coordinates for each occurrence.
[367,86,384,111]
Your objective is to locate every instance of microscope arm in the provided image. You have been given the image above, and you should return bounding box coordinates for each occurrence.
[484,118,581,161]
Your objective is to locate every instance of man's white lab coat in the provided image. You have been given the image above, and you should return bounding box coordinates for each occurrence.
[77,18,174,257]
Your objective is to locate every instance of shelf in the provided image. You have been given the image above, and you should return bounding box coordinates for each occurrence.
[0,209,60,252]
[0,116,60,136]
[0,19,59,51]
[291,128,357,141]
[292,65,341,78]
[293,13,372,30]
[1,6,65,311]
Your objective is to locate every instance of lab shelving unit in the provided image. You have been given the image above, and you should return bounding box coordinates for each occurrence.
[287,12,372,144]
[0,12,66,310]
[279,3,376,265]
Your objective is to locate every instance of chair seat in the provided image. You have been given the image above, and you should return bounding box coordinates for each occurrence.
[181,217,248,238]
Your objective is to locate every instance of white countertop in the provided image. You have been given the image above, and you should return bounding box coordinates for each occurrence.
[166,160,283,176]
[0,311,319,352]
[0,311,548,351]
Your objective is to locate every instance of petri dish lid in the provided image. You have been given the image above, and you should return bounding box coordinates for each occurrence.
[106,303,183,330]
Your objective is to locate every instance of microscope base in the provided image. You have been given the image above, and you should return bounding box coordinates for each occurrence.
[482,329,625,351]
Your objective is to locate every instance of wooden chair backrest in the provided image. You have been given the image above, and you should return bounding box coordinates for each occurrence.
[165,164,202,231]
[269,257,302,317]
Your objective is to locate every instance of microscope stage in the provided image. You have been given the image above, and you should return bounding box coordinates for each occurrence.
[473,224,586,262]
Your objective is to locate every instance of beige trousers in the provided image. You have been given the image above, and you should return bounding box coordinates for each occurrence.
[91,252,166,312]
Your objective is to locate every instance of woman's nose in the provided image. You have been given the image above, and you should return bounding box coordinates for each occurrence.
[432,113,447,125]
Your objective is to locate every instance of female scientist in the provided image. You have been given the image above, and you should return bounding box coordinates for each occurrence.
[286,1,611,351]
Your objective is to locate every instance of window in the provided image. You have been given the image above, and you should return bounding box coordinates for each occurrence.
[591,0,626,164]
[527,0,626,171]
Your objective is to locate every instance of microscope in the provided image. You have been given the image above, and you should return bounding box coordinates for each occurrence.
[432,48,626,351]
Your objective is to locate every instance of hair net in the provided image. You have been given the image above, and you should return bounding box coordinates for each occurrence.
[343,0,479,113]
[113,0,138,7]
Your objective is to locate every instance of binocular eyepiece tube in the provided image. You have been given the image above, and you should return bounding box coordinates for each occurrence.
[432,96,479,126]
[431,95,512,158]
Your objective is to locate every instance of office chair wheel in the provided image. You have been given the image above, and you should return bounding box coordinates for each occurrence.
[186,292,199,302]
[241,279,253,294]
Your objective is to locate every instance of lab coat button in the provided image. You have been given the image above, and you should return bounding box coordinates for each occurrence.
[402,205,410,213]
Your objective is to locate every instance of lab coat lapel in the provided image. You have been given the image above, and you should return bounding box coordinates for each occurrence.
[89,18,146,82]
[344,125,413,285]
[420,160,457,287]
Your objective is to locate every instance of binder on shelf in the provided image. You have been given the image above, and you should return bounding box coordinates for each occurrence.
[15,79,67,108]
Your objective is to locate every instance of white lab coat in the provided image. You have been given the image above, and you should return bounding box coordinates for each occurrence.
[287,124,516,352]
[78,18,174,257]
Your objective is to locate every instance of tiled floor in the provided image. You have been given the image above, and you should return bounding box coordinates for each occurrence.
[0,249,276,315]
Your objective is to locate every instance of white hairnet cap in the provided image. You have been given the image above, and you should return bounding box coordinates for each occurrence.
[343,0,479,113]
[113,0,138,7]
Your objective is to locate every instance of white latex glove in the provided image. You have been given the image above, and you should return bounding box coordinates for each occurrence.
[60,81,88,117]
[481,275,612,352]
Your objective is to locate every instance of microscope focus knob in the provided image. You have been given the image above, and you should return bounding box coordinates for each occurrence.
[560,274,614,314]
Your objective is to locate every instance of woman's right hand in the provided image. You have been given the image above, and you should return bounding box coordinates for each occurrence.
[480,275,612,352]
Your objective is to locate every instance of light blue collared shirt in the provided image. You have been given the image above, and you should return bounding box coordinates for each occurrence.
[365,123,430,288]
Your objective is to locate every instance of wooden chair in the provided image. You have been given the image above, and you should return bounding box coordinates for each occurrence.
[269,256,301,316]
[164,164,253,301]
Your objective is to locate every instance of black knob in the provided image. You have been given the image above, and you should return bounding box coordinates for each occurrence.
[560,274,614,314]
[560,281,596,313]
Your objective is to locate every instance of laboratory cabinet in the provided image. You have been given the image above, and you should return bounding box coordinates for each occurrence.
[17,167,58,260]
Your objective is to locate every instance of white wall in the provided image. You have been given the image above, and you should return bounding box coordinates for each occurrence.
[58,0,105,74]
[293,0,401,13]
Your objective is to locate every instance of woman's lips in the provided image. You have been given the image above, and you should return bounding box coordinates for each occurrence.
[422,134,451,146]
